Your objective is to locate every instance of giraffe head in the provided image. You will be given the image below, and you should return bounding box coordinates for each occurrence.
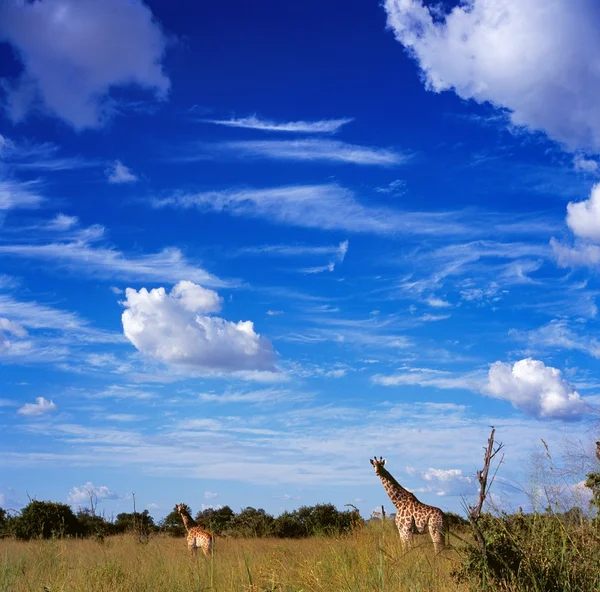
[176,503,188,515]
[370,456,387,475]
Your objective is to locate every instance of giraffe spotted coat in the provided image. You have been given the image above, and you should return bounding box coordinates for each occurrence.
[176,504,213,558]
[370,456,446,553]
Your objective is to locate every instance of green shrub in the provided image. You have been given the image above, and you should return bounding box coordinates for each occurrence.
[14,500,82,540]
[452,510,600,591]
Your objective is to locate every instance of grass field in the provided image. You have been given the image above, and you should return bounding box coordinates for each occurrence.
[0,522,467,592]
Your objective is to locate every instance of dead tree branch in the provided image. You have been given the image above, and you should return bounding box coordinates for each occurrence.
[468,427,505,557]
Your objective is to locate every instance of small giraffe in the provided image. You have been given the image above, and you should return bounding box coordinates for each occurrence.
[370,456,446,553]
[176,504,213,558]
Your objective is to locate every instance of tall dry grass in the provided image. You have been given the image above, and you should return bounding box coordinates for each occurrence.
[0,521,466,592]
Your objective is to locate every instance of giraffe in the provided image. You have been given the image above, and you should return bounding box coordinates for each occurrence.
[370,456,446,553]
[176,504,213,558]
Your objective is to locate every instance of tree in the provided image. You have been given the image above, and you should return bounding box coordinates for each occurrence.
[75,508,114,538]
[160,505,186,537]
[227,507,275,537]
[14,500,81,540]
[113,510,155,535]
[195,505,234,535]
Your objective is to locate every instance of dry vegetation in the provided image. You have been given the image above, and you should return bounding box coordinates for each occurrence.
[0,521,465,592]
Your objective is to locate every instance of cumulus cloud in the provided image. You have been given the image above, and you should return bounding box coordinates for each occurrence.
[483,358,588,420]
[121,281,276,373]
[67,481,122,506]
[17,396,56,416]
[384,0,600,151]
[204,491,218,499]
[416,467,475,496]
[106,161,138,184]
[0,0,170,129]
[566,183,600,242]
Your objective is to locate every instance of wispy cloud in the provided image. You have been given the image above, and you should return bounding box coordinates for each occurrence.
[372,366,484,391]
[202,115,353,134]
[510,320,600,359]
[0,294,120,343]
[0,179,44,210]
[216,139,407,166]
[106,160,138,184]
[238,241,348,259]
[154,184,471,237]
[0,135,102,171]
[0,221,229,287]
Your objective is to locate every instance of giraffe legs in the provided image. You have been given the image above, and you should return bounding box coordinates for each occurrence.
[428,522,445,554]
[397,527,414,551]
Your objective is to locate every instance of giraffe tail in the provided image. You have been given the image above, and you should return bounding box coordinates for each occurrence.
[204,534,214,558]
[443,512,450,547]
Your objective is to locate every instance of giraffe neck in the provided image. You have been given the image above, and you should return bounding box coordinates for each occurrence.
[179,511,196,532]
[376,466,415,511]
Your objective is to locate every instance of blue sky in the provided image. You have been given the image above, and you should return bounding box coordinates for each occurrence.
[0,0,599,520]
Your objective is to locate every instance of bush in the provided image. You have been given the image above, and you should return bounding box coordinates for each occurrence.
[75,508,114,539]
[14,500,82,540]
[452,510,600,591]
[273,504,362,538]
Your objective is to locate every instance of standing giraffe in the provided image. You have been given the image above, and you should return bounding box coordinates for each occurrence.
[176,504,213,558]
[370,456,446,553]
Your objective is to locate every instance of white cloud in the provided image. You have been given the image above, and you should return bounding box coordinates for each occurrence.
[202,115,353,133]
[372,367,483,390]
[218,139,407,165]
[419,313,450,322]
[425,296,450,308]
[0,0,169,129]
[17,396,56,417]
[566,183,600,242]
[551,238,600,269]
[376,179,406,196]
[511,320,600,359]
[413,467,475,497]
[197,388,303,404]
[0,179,44,210]
[0,230,227,287]
[67,481,122,506]
[47,213,78,231]
[154,184,470,237]
[384,0,600,151]
[0,317,32,357]
[121,281,276,373]
[106,160,138,184]
[573,155,599,174]
[0,294,120,342]
[483,358,588,420]
[266,310,283,316]
[204,491,218,499]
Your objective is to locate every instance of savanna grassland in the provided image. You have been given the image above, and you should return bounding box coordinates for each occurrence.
[0,521,465,592]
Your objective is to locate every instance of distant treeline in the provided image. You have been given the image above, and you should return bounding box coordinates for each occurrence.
[0,500,363,541]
